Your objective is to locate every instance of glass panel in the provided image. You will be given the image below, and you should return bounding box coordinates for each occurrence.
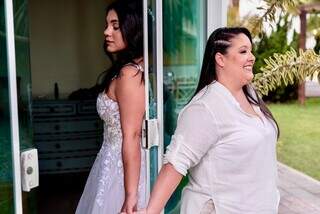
[147,0,158,189]
[13,0,33,151]
[11,0,36,213]
[163,0,206,213]
[0,1,15,213]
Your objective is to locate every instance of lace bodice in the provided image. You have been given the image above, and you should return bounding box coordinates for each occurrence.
[85,92,146,209]
[76,64,146,213]
[94,93,123,206]
[97,92,122,152]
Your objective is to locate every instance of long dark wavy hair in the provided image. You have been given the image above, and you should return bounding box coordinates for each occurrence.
[193,27,279,138]
[99,0,143,92]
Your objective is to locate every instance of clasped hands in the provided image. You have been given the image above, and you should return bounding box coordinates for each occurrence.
[120,208,147,214]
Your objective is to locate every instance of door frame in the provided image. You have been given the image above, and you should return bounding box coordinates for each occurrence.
[143,0,164,199]
[4,0,23,213]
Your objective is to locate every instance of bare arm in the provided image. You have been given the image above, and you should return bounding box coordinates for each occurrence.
[116,66,145,212]
[147,163,183,213]
[145,103,219,214]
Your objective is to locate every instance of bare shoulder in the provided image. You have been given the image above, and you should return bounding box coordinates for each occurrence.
[118,64,143,79]
[115,64,144,95]
[115,64,145,101]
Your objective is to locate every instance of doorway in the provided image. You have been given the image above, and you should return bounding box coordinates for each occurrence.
[29,0,112,213]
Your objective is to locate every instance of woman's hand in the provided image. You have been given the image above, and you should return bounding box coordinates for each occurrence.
[121,208,146,214]
[120,194,138,214]
[133,208,147,214]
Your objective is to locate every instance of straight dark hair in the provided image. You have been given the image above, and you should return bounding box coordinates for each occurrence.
[192,27,280,138]
[99,0,143,93]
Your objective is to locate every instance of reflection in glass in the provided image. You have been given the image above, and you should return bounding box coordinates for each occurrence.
[14,0,36,213]
[163,0,206,213]
[13,0,33,151]
[0,1,14,213]
[1,0,35,213]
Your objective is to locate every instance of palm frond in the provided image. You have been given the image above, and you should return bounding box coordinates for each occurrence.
[244,0,298,37]
[253,48,320,96]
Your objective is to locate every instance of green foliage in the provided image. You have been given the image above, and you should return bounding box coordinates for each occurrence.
[163,0,197,56]
[253,48,320,96]
[253,15,295,74]
[307,13,320,35]
[253,15,300,102]
[251,0,320,102]
[243,0,298,37]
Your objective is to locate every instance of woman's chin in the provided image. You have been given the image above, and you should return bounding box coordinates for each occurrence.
[242,72,254,85]
[106,46,115,53]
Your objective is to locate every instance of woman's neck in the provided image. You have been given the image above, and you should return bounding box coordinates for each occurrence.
[217,77,243,96]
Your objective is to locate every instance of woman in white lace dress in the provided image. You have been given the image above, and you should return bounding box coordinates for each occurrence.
[76,1,146,213]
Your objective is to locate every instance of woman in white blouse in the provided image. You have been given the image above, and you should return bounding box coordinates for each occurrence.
[141,27,280,214]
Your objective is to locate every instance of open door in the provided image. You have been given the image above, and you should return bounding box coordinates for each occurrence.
[143,0,227,213]
[142,0,163,198]
[1,0,35,213]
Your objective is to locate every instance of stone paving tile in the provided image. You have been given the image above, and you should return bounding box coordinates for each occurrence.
[301,184,320,195]
[278,203,298,214]
[278,162,320,214]
[280,195,320,213]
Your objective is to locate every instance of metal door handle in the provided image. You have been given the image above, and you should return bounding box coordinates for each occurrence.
[20,148,39,192]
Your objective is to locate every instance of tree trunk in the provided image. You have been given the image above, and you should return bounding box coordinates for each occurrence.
[298,10,306,105]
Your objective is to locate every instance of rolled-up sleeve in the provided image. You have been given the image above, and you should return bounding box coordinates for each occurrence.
[163,101,220,176]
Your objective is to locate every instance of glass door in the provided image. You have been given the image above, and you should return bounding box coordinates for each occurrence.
[162,1,206,213]
[143,0,163,197]
[1,0,35,213]
[1,0,23,213]
[143,0,208,213]
[144,0,227,213]
[0,1,17,213]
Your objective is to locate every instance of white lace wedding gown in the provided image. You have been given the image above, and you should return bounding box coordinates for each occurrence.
[76,91,147,214]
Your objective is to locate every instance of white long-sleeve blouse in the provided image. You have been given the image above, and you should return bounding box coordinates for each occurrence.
[164,81,279,214]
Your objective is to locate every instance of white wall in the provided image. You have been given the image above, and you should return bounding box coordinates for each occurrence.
[29,0,112,98]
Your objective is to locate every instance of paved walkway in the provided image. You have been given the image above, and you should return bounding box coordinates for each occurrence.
[278,162,320,214]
